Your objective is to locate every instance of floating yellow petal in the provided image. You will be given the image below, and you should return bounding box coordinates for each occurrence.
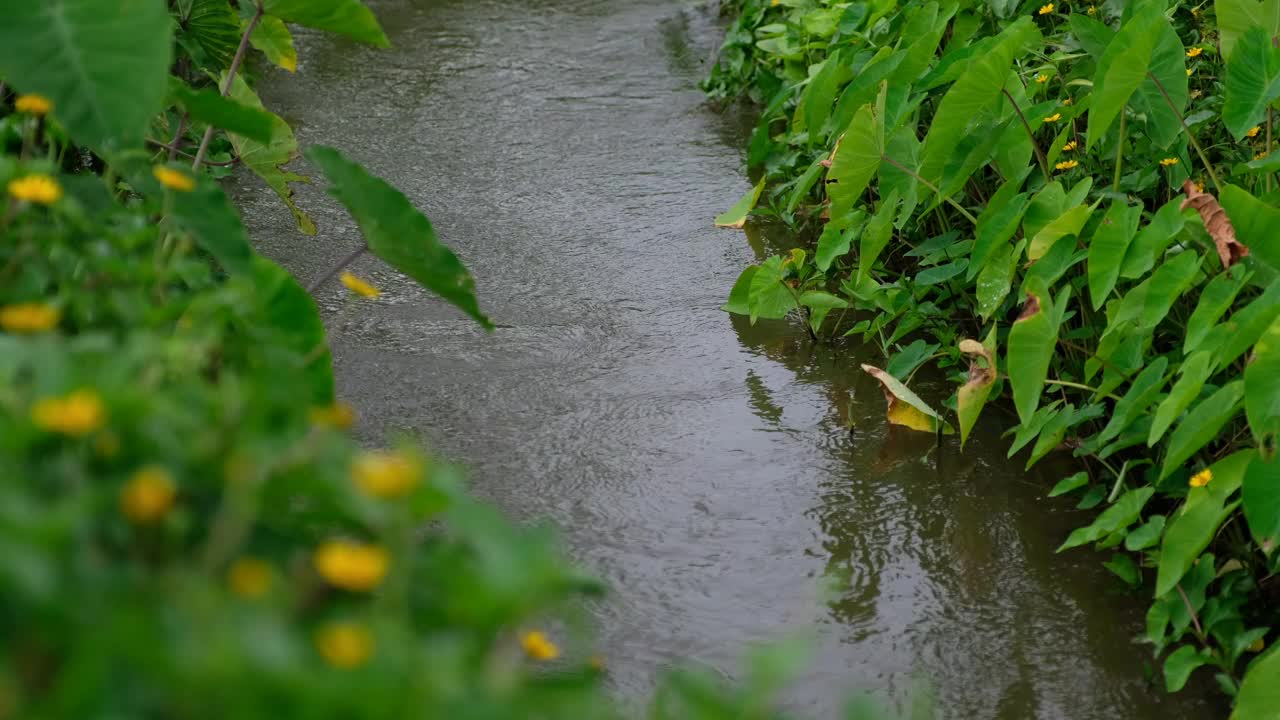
[340,271,380,298]
[315,622,374,668]
[15,94,52,115]
[7,174,62,205]
[121,466,177,524]
[314,541,389,591]
[0,303,59,333]
[521,631,560,661]
[352,450,422,499]
[153,166,196,192]
[32,390,105,436]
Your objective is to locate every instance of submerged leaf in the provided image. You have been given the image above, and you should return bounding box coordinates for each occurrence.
[861,364,954,434]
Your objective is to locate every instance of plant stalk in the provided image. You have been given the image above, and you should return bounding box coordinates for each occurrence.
[1112,112,1125,193]
[1003,88,1050,178]
[191,3,263,171]
[880,154,979,225]
[1147,71,1220,191]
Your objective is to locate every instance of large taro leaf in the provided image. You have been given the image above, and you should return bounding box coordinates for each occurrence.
[1185,268,1252,354]
[1155,450,1252,597]
[1223,26,1280,140]
[246,12,297,72]
[956,327,998,449]
[225,75,316,235]
[1149,351,1216,445]
[1129,19,1188,149]
[307,145,492,329]
[251,256,335,403]
[132,160,254,275]
[0,0,172,152]
[1087,201,1142,310]
[747,255,799,323]
[1007,282,1068,424]
[1028,203,1095,261]
[1243,450,1280,553]
[1159,381,1246,480]
[1216,0,1280,61]
[858,190,900,283]
[826,104,882,221]
[1245,316,1280,455]
[1234,644,1280,720]
[861,364,955,434]
[263,0,389,47]
[1220,184,1280,274]
[1058,487,1155,552]
[170,80,274,144]
[177,0,240,72]
[1086,4,1161,150]
[715,178,766,229]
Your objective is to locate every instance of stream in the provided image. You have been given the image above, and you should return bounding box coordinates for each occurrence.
[237,1,1218,716]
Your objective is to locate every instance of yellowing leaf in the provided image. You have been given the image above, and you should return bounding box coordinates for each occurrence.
[861,364,955,434]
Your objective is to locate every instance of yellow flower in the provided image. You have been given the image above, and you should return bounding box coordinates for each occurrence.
[309,402,355,429]
[1195,180,1206,192]
[7,174,62,205]
[313,541,389,591]
[0,303,59,333]
[228,557,273,598]
[352,450,422,499]
[31,389,105,436]
[340,271,380,298]
[1186,47,1203,58]
[521,631,560,661]
[14,94,53,116]
[1189,468,1213,488]
[153,166,195,192]
[1186,68,1193,77]
[1035,73,1049,84]
[1062,140,1078,152]
[1087,5,1097,15]
[1055,160,1079,171]
[1160,157,1180,166]
[1038,3,1054,15]
[1256,150,1270,160]
[121,466,177,524]
[1063,97,1073,106]
[1043,113,1062,122]
[315,622,374,668]
[1247,126,1262,138]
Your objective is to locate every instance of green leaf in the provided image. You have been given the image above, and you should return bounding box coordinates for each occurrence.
[1058,487,1155,551]
[748,256,799,323]
[1022,181,1066,240]
[1028,203,1095,261]
[179,0,240,71]
[798,52,852,144]
[262,0,389,47]
[976,238,1024,321]
[1219,279,1280,367]
[968,182,1029,280]
[0,0,172,151]
[915,260,968,286]
[1223,27,1280,140]
[827,104,883,220]
[798,291,848,310]
[1086,5,1161,150]
[251,256,334,403]
[1243,451,1280,552]
[1098,357,1169,444]
[1246,316,1280,452]
[250,14,297,73]
[144,162,254,275]
[858,192,900,283]
[1220,184,1280,274]
[1149,351,1216,445]
[1120,198,1186,279]
[1159,381,1246,480]
[1088,201,1143,310]
[1125,515,1167,551]
[862,364,954,434]
[1233,645,1280,720]
[1217,0,1280,60]
[1049,471,1089,497]
[1131,19,1188,149]
[815,211,866,272]
[715,178,766,229]
[785,161,827,215]
[1155,451,1253,596]
[225,75,316,235]
[879,126,921,228]
[1185,268,1252,354]
[722,266,759,316]
[170,81,275,144]
[1008,282,1068,423]
[957,329,997,448]
[306,145,492,329]
[1164,645,1209,693]
[1104,553,1141,586]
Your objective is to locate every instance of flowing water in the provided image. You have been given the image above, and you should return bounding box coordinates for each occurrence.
[238,1,1219,716]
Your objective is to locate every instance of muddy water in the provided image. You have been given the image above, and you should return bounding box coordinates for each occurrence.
[238,1,1218,716]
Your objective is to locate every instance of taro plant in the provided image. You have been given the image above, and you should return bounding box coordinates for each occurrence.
[708,0,1280,713]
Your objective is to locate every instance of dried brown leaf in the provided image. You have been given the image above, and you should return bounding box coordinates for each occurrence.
[1180,180,1250,268]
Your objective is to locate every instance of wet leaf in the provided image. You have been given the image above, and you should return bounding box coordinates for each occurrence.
[861,364,954,434]
[715,178,766,229]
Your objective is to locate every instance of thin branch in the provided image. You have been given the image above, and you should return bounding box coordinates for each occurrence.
[191,2,263,170]
[307,244,368,294]
[1147,71,1220,191]
[879,154,979,225]
[147,138,240,166]
[1002,88,1050,177]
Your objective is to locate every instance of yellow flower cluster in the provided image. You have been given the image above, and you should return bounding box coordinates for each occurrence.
[314,540,388,591]
[1055,160,1079,171]
[120,466,177,524]
[352,450,422,498]
[32,389,105,436]
[1189,468,1213,488]
[521,631,560,661]
[0,303,59,333]
[1062,140,1078,152]
[340,272,380,298]
[1038,3,1054,15]
[15,93,52,115]
[1035,73,1049,84]
[315,622,374,668]
[7,174,62,205]
[1186,47,1203,58]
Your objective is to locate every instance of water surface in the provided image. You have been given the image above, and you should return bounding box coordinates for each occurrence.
[238,1,1218,716]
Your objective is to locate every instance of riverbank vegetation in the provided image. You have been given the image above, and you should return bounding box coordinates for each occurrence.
[706,0,1280,713]
[0,1,918,717]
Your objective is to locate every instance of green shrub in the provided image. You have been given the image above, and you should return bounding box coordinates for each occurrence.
[706,0,1280,713]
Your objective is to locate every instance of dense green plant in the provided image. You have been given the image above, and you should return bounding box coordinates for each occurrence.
[707,0,1280,714]
[0,1,928,718]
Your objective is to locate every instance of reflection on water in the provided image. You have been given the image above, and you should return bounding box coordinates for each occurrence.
[237,0,1221,716]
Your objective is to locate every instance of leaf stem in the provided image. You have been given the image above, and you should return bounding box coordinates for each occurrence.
[191,2,264,171]
[880,154,978,225]
[1043,379,1121,402]
[1003,88,1050,178]
[1113,112,1125,193]
[307,244,368,294]
[1147,71,1220,192]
